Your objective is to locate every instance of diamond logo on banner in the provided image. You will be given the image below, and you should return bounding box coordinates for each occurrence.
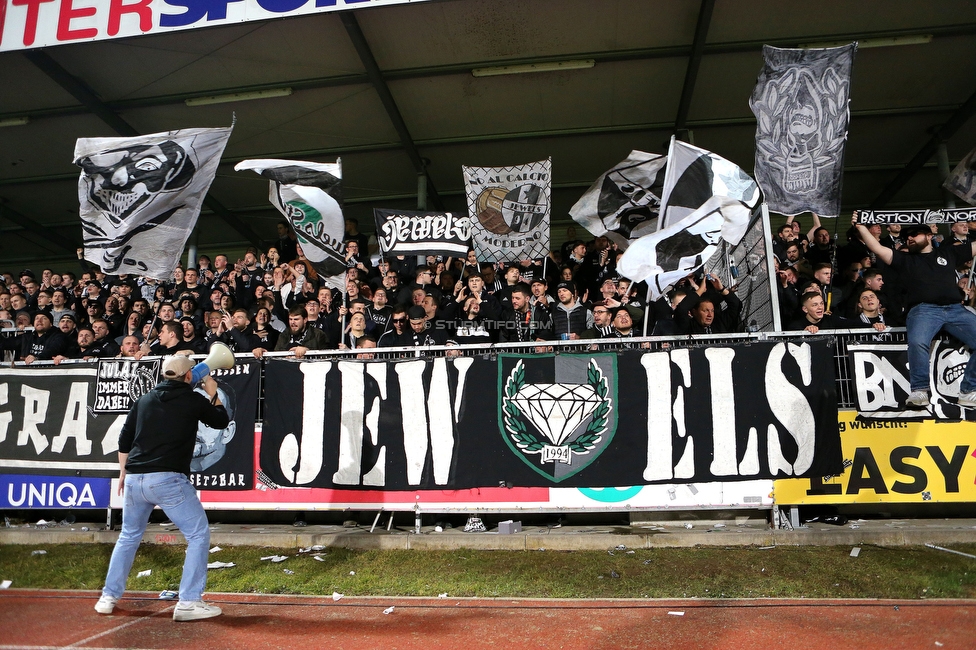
[499,355,617,482]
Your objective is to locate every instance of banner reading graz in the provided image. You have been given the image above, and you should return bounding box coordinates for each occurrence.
[848,342,976,421]
[0,361,260,489]
[259,342,842,490]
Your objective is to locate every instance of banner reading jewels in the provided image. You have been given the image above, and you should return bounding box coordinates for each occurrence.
[259,343,842,490]
[0,361,260,490]
[848,342,976,421]
[373,209,473,257]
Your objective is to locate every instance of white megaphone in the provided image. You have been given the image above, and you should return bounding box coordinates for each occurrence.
[190,342,235,384]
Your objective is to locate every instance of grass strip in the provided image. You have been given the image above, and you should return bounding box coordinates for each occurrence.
[1,544,974,599]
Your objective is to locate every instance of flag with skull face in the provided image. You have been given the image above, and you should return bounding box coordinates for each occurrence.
[74,126,232,280]
[750,43,856,218]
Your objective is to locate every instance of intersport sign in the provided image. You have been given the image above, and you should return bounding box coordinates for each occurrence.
[0,0,431,52]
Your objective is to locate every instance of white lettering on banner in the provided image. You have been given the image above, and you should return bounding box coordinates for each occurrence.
[642,343,818,481]
[51,382,92,456]
[852,352,911,411]
[0,0,433,53]
[765,343,816,476]
[279,362,330,484]
[395,361,431,485]
[0,384,10,444]
[101,415,124,455]
[379,213,472,252]
[18,386,50,454]
[333,362,388,486]
[6,481,96,507]
[706,347,738,476]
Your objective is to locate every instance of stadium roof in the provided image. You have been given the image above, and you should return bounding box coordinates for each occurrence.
[1,0,975,267]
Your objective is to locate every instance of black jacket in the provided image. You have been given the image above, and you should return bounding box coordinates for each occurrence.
[120,380,229,476]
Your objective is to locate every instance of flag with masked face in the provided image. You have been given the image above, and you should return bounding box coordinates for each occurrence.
[74,126,232,280]
[749,43,856,217]
[235,158,346,288]
[463,158,551,263]
[569,150,667,249]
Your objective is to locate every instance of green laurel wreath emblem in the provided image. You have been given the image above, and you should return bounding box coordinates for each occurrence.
[502,359,611,457]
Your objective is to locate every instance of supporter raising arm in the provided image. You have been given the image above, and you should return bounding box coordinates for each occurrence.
[853,212,976,409]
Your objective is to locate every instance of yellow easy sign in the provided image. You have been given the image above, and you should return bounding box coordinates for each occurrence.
[774,411,976,504]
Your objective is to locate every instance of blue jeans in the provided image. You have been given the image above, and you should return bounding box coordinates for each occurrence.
[102,472,210,602]
[906,303,976,392]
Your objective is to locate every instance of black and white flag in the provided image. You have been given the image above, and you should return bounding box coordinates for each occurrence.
[658,139,762,230]
[235,158,346,288]
[944,145,976,206]
[373,209,472,257]
[75,126,232,279]
[750,43,856,217]
[618,140,761,300]
[463,158,551,263]
[569,151,667,249]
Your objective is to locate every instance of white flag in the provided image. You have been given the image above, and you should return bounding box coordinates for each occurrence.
[463,158,551,263]
[944,145,976,206]
[75,126,232,280]
[659,138,762,229]
[568,150,667,250]
[618,196,756,302]
[234,158,346,289]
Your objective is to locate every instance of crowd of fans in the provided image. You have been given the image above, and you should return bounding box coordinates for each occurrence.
[2,215,974,365]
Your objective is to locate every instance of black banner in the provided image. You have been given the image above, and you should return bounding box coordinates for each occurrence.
[373,209,473,257]
[94,359,160,413]
[849,342,976,421]
[187,361,261,490]
[259,343,842,489]
[855,208,976,225]
[0,361,260,487]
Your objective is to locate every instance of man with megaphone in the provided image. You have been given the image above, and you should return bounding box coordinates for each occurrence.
[95,341,235,622]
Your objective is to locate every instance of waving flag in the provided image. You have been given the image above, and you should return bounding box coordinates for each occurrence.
[569,150,667,249]
[750,43,856,217]
[944,145,976,206]
[75,126,232,280]
[619,140,762,300]
[235,158,346,287]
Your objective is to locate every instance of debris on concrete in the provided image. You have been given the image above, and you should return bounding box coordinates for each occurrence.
[383,606,395,615]
[667,611,684,616]
[333,592,343,601]
[159,590,178,600]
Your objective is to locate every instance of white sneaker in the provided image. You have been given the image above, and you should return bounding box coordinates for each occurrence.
[905,390,930,408]
[94,595,117,614]
[957,390,976,408]
[173,601,222,622]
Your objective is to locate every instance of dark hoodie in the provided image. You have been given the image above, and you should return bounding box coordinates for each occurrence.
[120,380,229,476]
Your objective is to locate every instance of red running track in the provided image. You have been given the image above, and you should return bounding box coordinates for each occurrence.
[1,590,973,649]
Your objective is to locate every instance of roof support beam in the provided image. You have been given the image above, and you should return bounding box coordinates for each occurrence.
[674,0,715,136]
[22,50,267,251]
[870,86,976,208]
[340,12,444,210]
[0,201,78,253]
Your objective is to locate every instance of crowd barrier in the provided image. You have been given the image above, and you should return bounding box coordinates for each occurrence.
[1,330,974,520]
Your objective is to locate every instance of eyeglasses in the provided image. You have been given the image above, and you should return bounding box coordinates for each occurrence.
[593,309,609,314]
[392,318,407,324]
